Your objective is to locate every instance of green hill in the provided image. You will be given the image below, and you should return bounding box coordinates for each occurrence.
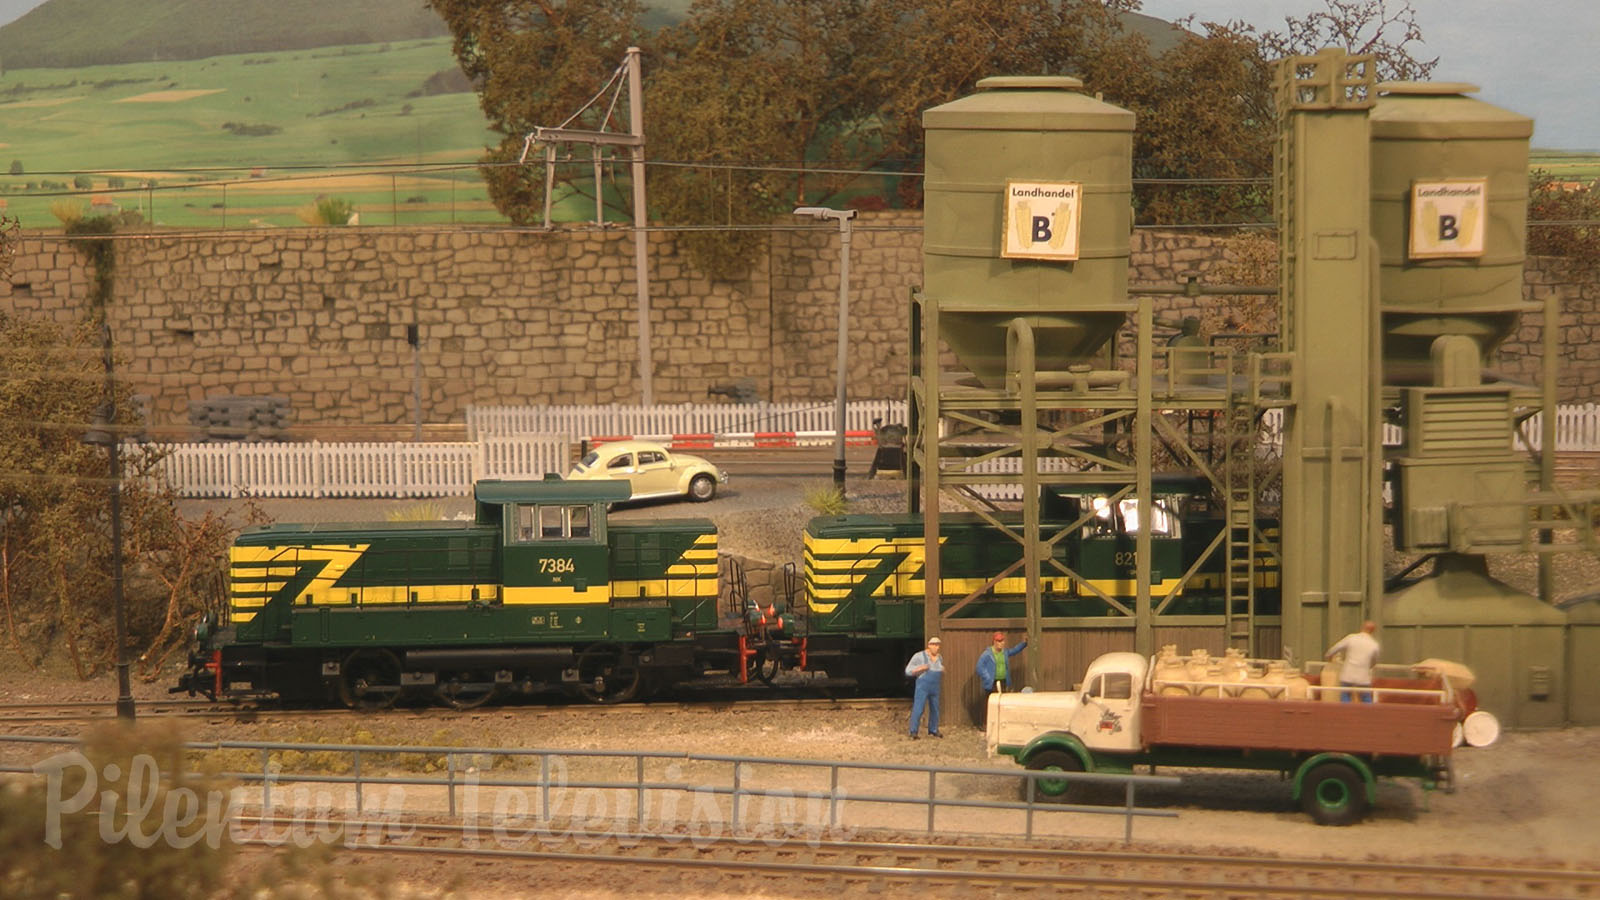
[0,37,508,229]
[2,0,1186,72]
[0,0,450,70]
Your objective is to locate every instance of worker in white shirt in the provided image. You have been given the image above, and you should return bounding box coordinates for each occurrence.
[1325,620,1380,703]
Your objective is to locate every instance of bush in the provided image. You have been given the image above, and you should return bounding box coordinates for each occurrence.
[72,175,93,190]
[220,121,282,137]
[803,483,848,516]
[1528,169,1600,268]
[8,159,21,175]
[107,176,125,189]
[296,195,355,226]
[49,199,84,224]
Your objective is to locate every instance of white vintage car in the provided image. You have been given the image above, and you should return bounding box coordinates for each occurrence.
[566,440,727,502]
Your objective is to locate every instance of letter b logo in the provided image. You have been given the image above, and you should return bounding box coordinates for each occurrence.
[1438,215,1459,241]
[1032,216,1052,243]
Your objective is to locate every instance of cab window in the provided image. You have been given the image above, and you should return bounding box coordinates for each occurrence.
[509,504,598,543]
[1086,672,1133,700]
[1085,494,1182,538]
[638,450,666,465]
[1118,497,1179,537]
[1103,672,1133,700]
[569,505,592,539]
[540,506,565,538]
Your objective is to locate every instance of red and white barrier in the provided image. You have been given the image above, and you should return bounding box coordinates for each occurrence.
[586,430,878,450]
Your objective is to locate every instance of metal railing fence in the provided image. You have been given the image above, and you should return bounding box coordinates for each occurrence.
[5,734,1179,844]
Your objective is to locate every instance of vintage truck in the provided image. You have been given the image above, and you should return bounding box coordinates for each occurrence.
[986,650,1469,825]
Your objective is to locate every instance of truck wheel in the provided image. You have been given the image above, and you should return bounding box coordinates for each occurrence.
[1301,762,1368,826]
[1025,750,1084,802]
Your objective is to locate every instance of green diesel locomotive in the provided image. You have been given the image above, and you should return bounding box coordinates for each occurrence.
[175,476,1277,707]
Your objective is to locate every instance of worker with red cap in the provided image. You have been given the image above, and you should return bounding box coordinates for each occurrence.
[976,631,1028,724]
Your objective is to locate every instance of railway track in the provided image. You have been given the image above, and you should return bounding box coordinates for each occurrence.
[0,694,901,727]
[234,814,1600,898]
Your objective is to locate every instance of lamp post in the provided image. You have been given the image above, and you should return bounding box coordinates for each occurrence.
[83,328,135,721]
[792,206,858,490]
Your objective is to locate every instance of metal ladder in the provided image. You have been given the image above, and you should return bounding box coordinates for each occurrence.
[1222,396,1259,651]
[1221,352,1292,651]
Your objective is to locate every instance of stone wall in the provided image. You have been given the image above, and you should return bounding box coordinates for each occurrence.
[2,217,1595,435]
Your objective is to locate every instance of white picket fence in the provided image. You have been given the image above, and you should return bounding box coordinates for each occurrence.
[149,400,1600,500]
[152,435,570,499]
[1261,403,1600,451]
[465,399,909,441]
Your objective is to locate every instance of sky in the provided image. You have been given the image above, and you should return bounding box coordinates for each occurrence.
[1136,0,1600,151]
[0,0,35,27]
[1,0,1595,149]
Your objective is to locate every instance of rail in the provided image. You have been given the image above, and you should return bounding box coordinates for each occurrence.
[2,733,1179,845]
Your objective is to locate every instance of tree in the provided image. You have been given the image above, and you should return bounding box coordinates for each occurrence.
[1111,20,1275,227]
[648,0,903,278]
[435,0,1440,276]
[1256,0,1437,82]
[7,159,20,176]
[1,217,251,678]
[426,0,650,226]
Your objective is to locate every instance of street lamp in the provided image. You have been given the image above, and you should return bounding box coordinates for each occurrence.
[83,397,135,721]
[792,206,858,491]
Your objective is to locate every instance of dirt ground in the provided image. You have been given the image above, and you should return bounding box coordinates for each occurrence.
[5,664,1598,868]
[4,476,1598,896]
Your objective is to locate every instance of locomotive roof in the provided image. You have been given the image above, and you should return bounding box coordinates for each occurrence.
[236,519,486,542]
[473,478,632,504]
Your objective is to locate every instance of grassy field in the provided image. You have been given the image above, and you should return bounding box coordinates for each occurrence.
[0,38,531,228]
[1529,150,1600,180]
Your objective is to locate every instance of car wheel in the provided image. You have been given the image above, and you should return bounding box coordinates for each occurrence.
[1024,750,1084,802]
[1301,761,1369,826]
[689,474,716,501]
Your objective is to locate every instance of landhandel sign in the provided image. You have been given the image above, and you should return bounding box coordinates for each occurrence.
[1409,178,1488,259]
[1002,181,1082,261]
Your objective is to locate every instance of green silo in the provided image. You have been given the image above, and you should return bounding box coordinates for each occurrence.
[1369,82,1533,385]
[921,76,1135,387]
[1383,555,1566,729]
[1566,598,1600,725]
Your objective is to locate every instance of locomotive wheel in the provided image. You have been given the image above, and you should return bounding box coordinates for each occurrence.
[339,649,402,711]
[436,673,497,710]
[1025,750,1085,803]
[577,644,641,703]
[753,647,780,685]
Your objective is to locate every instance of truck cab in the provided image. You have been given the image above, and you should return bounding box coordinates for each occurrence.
[986,651,1148,756]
